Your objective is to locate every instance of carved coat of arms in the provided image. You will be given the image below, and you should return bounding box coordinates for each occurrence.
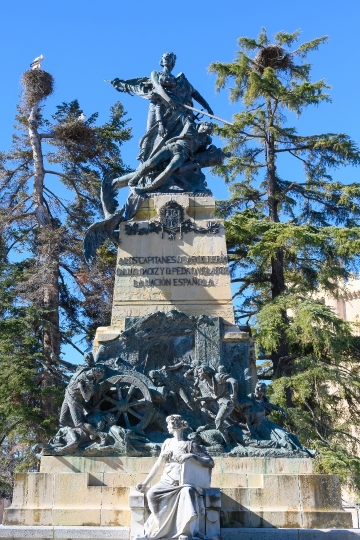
[124,199,220,239]
[163,206,182,229]
[159,201,184,229]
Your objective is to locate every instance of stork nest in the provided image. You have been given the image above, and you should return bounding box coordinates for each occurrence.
[253,45,293,74]
[52,121,97,157]
[21,69,54,105]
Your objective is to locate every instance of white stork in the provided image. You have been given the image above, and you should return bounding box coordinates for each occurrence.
[30,55,44,70]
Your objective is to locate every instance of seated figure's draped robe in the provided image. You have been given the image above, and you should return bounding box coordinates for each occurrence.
[144,439,206,539]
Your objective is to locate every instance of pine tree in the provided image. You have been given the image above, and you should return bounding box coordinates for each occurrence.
[209,30,360,490]
[0,65,131,454]
[0,257,55,497]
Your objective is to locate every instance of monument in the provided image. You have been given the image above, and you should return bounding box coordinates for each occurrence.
[2,52,353,538]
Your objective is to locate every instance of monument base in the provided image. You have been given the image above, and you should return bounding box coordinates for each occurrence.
[0,527,129,540]
[3,457,352,530]
[0,527,358,540]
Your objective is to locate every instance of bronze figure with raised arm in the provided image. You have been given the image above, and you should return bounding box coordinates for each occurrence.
[110,52,213,161]
[84,54,231,264]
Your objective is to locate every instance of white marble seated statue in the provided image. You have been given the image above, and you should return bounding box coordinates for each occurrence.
[135,414,214,540]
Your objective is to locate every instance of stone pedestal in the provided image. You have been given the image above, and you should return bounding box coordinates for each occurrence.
[112,194,234,326]
[3,457,352,531]
[95,193,236,349]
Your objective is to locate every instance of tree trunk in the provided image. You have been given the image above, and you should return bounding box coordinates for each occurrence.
[28,103,60,419]
[266,111,292,406]
[266,125,285,298]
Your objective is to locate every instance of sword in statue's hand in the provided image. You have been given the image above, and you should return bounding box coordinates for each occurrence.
[104,79,234,126]
[181,104,234,126]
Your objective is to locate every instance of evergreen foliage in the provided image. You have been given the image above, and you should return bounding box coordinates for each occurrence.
[0,69,131,490]
[210,29,360,491]
[0,259,57,498]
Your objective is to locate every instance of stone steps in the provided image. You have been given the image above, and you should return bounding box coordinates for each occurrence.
[0,527,359,540]
[222,529,360,539]
[4,457,352,530]
[0,526,129,540]
[220,474,352,529]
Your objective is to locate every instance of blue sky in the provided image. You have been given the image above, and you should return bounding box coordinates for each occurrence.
[1,0,359,198]
[1,0,359,362]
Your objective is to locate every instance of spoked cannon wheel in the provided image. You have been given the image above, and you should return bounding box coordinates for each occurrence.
[94,374,153,432]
